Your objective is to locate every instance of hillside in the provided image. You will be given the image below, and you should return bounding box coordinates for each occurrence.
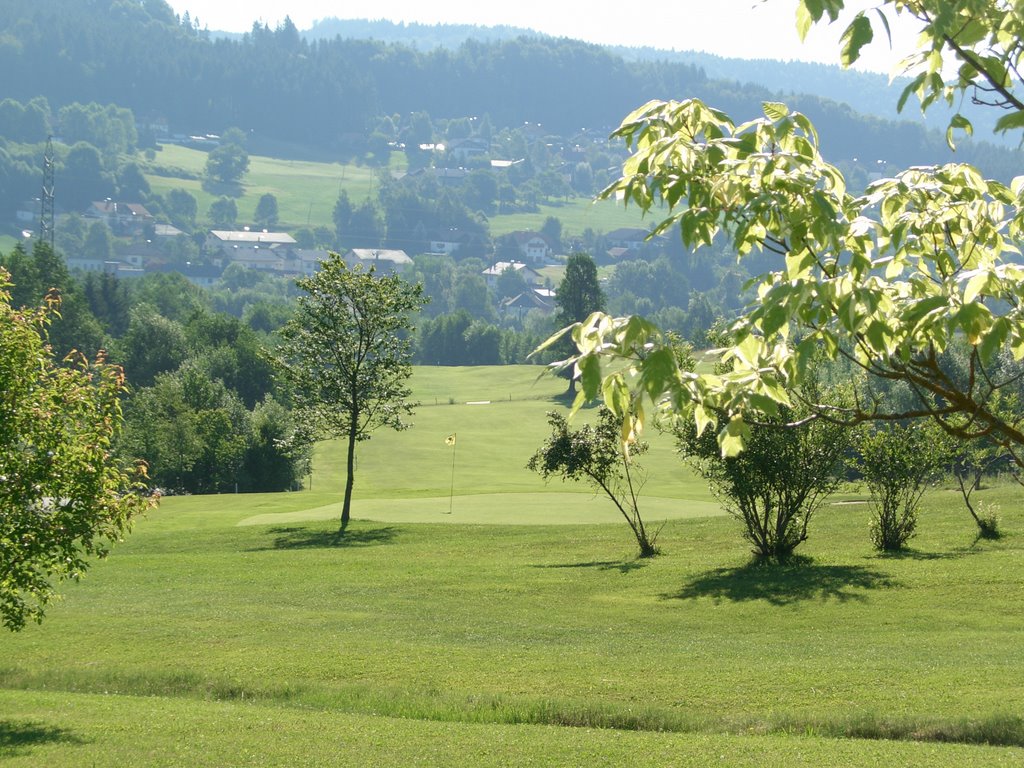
[0,0,1016,174]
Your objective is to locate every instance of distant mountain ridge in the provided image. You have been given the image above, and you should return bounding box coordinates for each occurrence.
[301,17,1007,145]
[0,0,1015,176]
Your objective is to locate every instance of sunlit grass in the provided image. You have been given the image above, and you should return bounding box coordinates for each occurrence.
[1,365,1021,764]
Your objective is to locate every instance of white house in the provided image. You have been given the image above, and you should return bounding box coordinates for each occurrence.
[509,231,555,265]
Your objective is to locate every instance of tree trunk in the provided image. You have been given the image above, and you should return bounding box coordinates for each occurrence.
[341,423,357,532]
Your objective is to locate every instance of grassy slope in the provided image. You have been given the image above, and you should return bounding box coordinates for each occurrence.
[145,144,377,231]
[1,366,1022,765]
[142,145,645,236]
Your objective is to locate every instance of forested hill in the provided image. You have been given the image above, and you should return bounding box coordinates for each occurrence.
[0,0,1015,174]
[303,17,1007,144]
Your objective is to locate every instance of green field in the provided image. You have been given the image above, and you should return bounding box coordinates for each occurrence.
[145,144,379,232]
[0,234,19,253]
[2,366,1022,765]
[142,144,646,237]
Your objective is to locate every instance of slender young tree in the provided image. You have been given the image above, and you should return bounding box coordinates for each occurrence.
[273,255,426,531]
[529,407,660,558]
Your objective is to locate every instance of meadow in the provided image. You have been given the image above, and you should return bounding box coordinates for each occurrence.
[141,144,646,236]
[1,366,1022,766]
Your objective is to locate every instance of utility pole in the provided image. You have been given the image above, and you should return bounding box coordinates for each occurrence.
[38,136,55,249]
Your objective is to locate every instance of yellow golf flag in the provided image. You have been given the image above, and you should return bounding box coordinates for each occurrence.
[445,434,457,446]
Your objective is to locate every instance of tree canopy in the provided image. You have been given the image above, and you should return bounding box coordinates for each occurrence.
[553,0,1024,462]
[273,255,426,530]
[0,270,153,630]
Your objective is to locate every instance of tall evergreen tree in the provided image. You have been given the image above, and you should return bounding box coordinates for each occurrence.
[554,252,605,393]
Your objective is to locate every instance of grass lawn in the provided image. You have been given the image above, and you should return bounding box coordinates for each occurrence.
[1,366,1022,765]
[489,197,648,237]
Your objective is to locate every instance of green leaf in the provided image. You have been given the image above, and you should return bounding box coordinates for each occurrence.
[718,417,751,458]
[945,113,974,150]
[873,7,892,47]
[995,111,1024,133]
[897,73,926,113]
[840,14,873,67]
[694,404,714,437]
[956,303,992,344]
[796,1,814,41]
[763,102,790,122]
[963,270,992,305]
[579,354,603,401]
[979,317,1010,363]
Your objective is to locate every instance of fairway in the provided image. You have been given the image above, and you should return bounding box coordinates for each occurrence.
[1,366,1022,765]
[236,493,726,527]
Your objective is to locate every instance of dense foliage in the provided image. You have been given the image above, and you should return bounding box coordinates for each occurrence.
[0,269,152,630]
[273,256,426,529]
[0,243,308,496]
[560,1,1024,465]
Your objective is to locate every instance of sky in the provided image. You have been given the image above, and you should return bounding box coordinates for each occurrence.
[164,0,922,74]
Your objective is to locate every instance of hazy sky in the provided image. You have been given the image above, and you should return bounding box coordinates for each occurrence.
[164,0,922,74]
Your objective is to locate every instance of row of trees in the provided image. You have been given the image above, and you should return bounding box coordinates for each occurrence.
[533,353,1009,562]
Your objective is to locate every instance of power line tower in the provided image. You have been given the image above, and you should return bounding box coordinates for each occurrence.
[38,136,55,249]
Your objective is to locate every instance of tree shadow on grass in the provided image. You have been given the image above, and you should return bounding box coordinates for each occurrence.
[876,545,980,561]
[663,556,899,606]
[254,525,399,551]
[0,721,85,758]
[536,559,650,575]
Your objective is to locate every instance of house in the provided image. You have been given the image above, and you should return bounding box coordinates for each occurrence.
[429,238,461,256]
[482,260,542,289]
[147,261,223,288]
[64,254,111,273]
[490,159,525,171]
[87,201,155,235]
[152,223,184,239]
[447,137,489,164]
[604,227,666,256]
[499,289,555,321]
[116,241,162,268]
[228,246,289,272]
[508,231,555,265]
[429,228,478,257]
[205,229,297,265]
[346,248,413,273]
[206,229,297,251]
[287,248,331,277]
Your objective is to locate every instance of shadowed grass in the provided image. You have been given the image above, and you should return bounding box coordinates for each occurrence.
[665,556,900,605]
[1,667,1022,749]
[256,525,399,550]
[0,720,84,758]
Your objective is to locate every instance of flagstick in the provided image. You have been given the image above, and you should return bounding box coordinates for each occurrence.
[447,434,457,515]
